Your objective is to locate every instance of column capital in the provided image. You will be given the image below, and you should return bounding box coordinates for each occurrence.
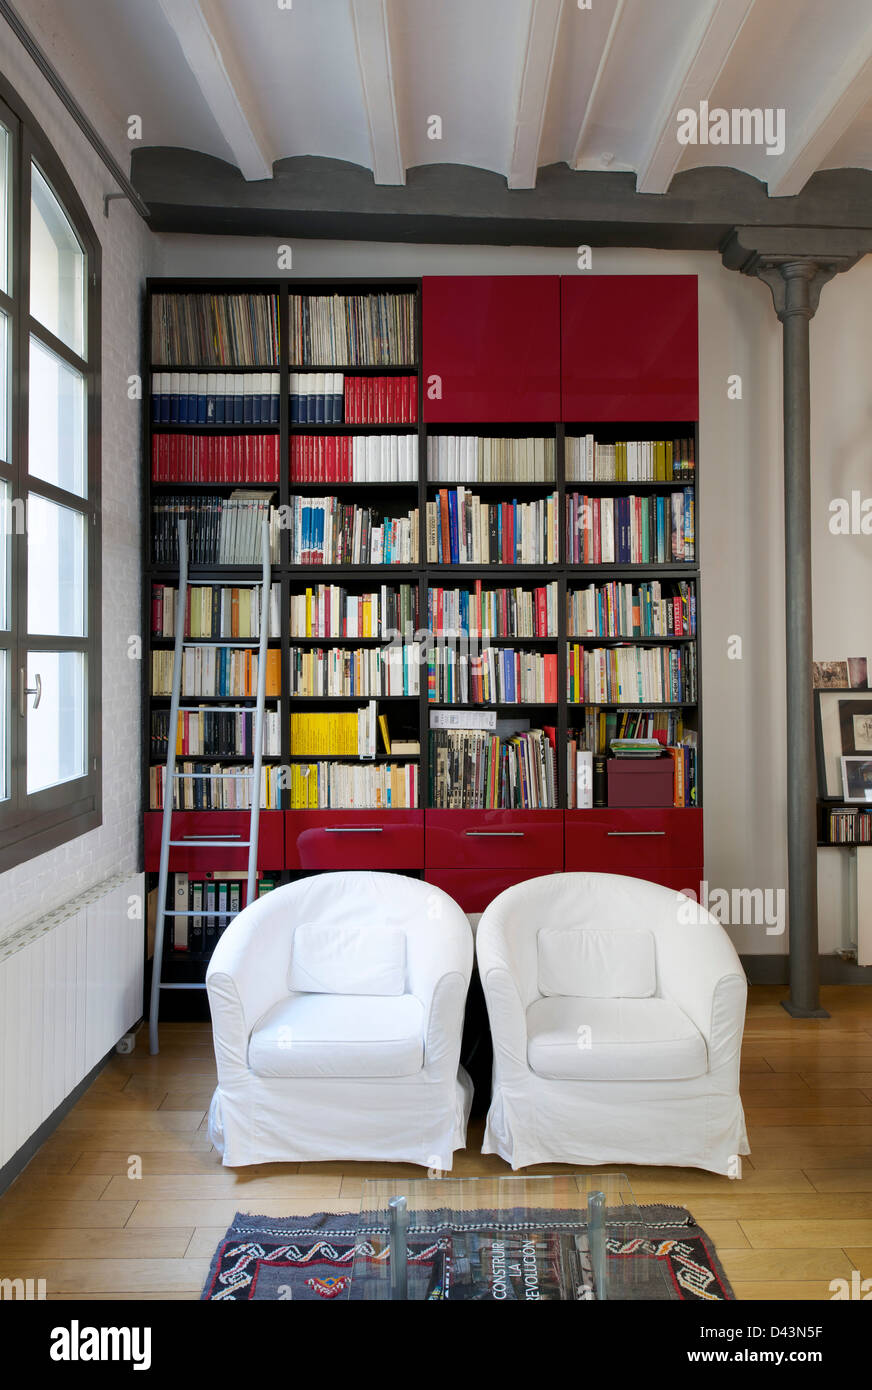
[721,226,869,320]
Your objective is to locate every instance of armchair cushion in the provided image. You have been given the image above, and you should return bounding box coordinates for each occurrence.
[526,995,707,1081]
[288,923,406,996]
[248,992,424,1079]
[537,926,656,998]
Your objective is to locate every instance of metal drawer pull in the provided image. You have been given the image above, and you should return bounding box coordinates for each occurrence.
[465,830,525,837]
[606,831,666,837]
[324,826,384,833]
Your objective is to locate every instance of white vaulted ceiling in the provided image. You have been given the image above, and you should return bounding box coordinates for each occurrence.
[24,0,872,195]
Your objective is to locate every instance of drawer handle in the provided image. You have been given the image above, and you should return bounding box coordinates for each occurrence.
[465,830,526,837]
[323,826,384,833]
[606,831,666,837]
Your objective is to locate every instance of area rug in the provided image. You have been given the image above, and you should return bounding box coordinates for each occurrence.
[201,1204,734,1301]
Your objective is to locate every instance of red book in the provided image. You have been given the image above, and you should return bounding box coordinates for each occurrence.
[545,653,557,703]
[151,584,162,635]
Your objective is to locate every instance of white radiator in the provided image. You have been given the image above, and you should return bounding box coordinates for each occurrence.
[0,872,144,1169]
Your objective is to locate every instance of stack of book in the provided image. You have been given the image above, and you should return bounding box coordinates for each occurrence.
[290,373,344,423]
[828,808,872,843]
[152,293,280,366]
[288,497,419,566]
[427,490,558,565]
[427,644,558,705]
[429,724,558,809]
[151,708,281,758]
[567,580,695,638]
[569,707,686,756]
[152,583,281,639]
[287,762,418,808]
[567,645,697,704]
[566,491,694,564]
[289,645,421,698]
[427,436,555,482]
[428,581,557,638]
[149,764,283,810]
[566,436,695,482]
[290,434,417,482]
[151,647,281,697]
[151,372,280,424]
[289,583,420,639]
[151,493,280,566]
[289,373,417,423]
[289,292,416,366]
[290,703,378,757]
[151,435,280,483]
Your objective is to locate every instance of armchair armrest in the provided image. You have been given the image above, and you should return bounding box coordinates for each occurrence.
[655,908,747,1074]
[206,894,291,1079]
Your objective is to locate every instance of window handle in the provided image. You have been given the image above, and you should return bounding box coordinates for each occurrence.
[19,669,42,716]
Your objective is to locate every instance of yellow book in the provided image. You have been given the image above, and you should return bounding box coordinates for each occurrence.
[378,714,391,754]
[305,587,312,637]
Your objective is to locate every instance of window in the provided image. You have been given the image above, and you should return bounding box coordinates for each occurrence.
[0,80,101,870]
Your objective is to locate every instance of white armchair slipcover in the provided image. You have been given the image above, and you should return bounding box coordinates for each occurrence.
[206,872,474,1167]
[477,872,749,1175]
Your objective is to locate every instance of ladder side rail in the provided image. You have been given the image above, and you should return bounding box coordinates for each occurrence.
[246,518,271,906]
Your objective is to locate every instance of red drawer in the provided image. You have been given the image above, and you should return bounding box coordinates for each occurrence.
[425,869,559,915]
[565,808,703,871]
[144,811,284,872]
[425,810,564,870]
[285,810,424,870]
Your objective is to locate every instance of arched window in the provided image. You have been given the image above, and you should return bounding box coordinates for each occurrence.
[0,80,101,869]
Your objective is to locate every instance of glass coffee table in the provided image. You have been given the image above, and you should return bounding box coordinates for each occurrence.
[347,1172,675,1300]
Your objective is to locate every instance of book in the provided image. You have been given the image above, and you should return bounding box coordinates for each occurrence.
[290,433,417,483]
[429,726,557,809]
[288,496,419,566]
[427,435,555,483]
[289,293,416,366]
[287,761,418,808]
[151,493,280,566]
[289,583,419,638]
[566,490,695,564]
[152,293,279,366]
[151,648,281,697]
[290,701,377,758]
[172,872,188,951]
[567,645,696,705]
[288,645,420,698]
[151,434,280,484]
[426,490,558,565]
[428,581,557,639]
[152,582,280,639]
[566,435,694,483]
[427,644,558,705]
[150,764,283,810]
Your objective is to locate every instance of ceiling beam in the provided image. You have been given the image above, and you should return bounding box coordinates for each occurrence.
[635,0,757,195]
[349,0,405,185]
[507,0,564,190]
[570,0,628,171]
[768,28,872,197]
[157,0,274,181]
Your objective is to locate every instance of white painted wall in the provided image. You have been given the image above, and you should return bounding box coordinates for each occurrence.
[0,12,148,945]
[154,234,872,956]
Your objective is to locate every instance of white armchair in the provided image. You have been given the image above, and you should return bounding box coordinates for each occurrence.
[206,872,474,1167]
[477,872,749,1175]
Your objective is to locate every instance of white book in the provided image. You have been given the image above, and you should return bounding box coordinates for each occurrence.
[601,496,615,563]
[576,750,593,809]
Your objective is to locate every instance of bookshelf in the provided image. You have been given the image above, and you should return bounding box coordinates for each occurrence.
[143,274,702,995]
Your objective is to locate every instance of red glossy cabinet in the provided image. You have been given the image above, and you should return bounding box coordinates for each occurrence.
[564,808,703,874]
[422,276,561,422]
[144,811,285,873]
[425,869,559,915]
[285,810,424,871]
[561,276,698,421]
[425,809,564,870]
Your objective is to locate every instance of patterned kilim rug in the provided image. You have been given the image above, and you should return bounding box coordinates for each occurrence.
[202,1204,734,1301]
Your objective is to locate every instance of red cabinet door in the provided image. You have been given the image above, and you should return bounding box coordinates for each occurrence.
[425,809,564,869]
[422,276,560,422]
[144,811,285,872]
[561,276,698,421]
[564,808,703,872]
[285,810,424,871]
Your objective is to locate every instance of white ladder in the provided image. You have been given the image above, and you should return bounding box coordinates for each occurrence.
[148,516,272,1055]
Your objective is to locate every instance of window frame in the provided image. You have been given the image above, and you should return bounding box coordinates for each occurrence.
[0,74,102,872]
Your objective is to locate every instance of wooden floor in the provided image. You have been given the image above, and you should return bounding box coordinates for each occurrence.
[2,983,872,1302]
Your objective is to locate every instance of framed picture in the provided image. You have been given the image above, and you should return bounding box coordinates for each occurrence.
[840,756,872,803]
[814,691,872,796]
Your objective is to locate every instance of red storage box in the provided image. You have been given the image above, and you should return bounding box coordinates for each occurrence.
[607,758,674,808]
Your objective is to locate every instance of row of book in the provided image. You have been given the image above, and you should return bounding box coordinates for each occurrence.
[827,808,872,844]
[152,293,280,367]
[427,647,559,705]
[289,584,420,639]
[151,373,280,425]
[288,293,416,366]
[567,644,697,705]
[569,707,687,756]
[151,435,280,484]
[151,494,280,566]
[151,708,281,758]
[290,374,417,424]
[566,737,698,808]
[165,874,276,956]
[149,763,284,810]
[427,436,555,483]
[151,648,281,697]
[427,490,559,566]
[289,645,422,698]
[290,434,418,482]
[429,727,558,809]
[566,491,695,565]
[288,498,419,566]
[566,436,695,482]
[428,581,558,639]
[568,580,696,638]
[290,704,379,758]
[287,762,418,809]
[151,583,281,640]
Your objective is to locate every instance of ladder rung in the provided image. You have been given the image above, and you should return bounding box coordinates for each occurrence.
[171,772,254,779]
[163,909,240,917]
[159,982,209,991]
[168,838,252,847]
[182,641,261,648]
[178,705,262,712]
